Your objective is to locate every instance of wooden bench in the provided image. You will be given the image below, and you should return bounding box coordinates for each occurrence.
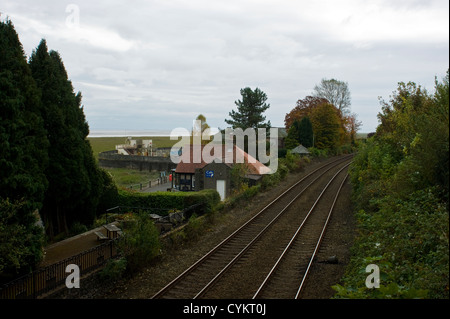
[104,224,121,239]
[94,231,108,241]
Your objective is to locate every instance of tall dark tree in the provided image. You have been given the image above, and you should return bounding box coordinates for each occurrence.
[298,117,314,148]
[0,20,48,278]
[285,117,314,149]
[29,39,101,237]
[284,120,301,150]
[225,87,271,129]
[0,21,49,209]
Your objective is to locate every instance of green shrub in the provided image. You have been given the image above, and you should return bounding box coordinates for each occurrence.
[334,188,448,299]
[117,212,161,273]
[280,163,289,179]
[261,172,280,190]
[301,155,311,164]
[98,257,127,282]
[167,229,187,248]
[308,147,328,158]
[69,222,88,236]
[242,185,261,200]
[282,152,302,172]
[184,214,206,241]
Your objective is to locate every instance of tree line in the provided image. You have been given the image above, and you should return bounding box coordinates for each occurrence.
[284,79,360,151]
[0,20,116,281]
[220,79,359,154]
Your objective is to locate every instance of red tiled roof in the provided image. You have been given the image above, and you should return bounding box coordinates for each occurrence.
[175,144,271,175]
[175,145,207,173]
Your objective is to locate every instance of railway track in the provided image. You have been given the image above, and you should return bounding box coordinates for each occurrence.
[252,166,349,299]
[152,155,353,299]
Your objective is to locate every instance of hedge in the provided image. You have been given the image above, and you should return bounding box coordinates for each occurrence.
[116,189,221,215]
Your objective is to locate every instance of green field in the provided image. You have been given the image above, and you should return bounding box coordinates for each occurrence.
[87,136,181,160]
[355,132,369,139]
[87,136,180,188]
[103,167,161,189]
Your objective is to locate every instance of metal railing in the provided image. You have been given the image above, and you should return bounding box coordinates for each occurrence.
[128,176,169,190]
[0,238,119,299]
[0,202,206,299]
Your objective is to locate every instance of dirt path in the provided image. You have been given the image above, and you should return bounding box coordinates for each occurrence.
[40,223,121,267]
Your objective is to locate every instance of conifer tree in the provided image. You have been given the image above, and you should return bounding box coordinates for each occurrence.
[0,20,48,277]
[225,87,271,129]
[29,39,101,236]
[285,120,301,150]
[0,20,49,208]
[298,117,314,148]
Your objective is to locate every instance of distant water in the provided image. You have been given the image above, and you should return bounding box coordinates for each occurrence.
[88,129,189,137]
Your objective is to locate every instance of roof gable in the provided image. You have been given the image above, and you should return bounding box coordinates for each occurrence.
[175,144,271,175]
[291,144,310,154]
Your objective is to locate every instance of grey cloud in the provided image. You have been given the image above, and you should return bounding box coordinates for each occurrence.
[2,0,448,133]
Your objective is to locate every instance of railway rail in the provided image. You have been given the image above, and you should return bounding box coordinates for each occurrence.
[152,154,353,299]
[252,166,349,299]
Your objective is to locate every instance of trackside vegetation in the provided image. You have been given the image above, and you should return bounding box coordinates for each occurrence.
[333,71,449,299]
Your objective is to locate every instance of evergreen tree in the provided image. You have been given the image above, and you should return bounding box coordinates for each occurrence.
[0,20,48,278]
[285,117,314,149]
[29,39,101,236]
[225,87,271,129]
[0,20,49,209]
[284,120,301,150]
[298,117,314,148]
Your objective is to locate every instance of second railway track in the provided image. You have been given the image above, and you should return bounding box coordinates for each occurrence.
[252,164,350,299]
[152,154,353,299]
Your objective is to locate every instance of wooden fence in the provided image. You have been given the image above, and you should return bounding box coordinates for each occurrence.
[0,238,119,299]
[0,203,206,299]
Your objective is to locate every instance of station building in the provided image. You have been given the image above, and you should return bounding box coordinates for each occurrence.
[172,144,271,200]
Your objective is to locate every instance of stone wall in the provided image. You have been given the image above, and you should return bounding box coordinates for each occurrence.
[98,150,177,172]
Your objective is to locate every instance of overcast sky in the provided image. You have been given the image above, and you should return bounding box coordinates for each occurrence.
[2,0,449,134]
